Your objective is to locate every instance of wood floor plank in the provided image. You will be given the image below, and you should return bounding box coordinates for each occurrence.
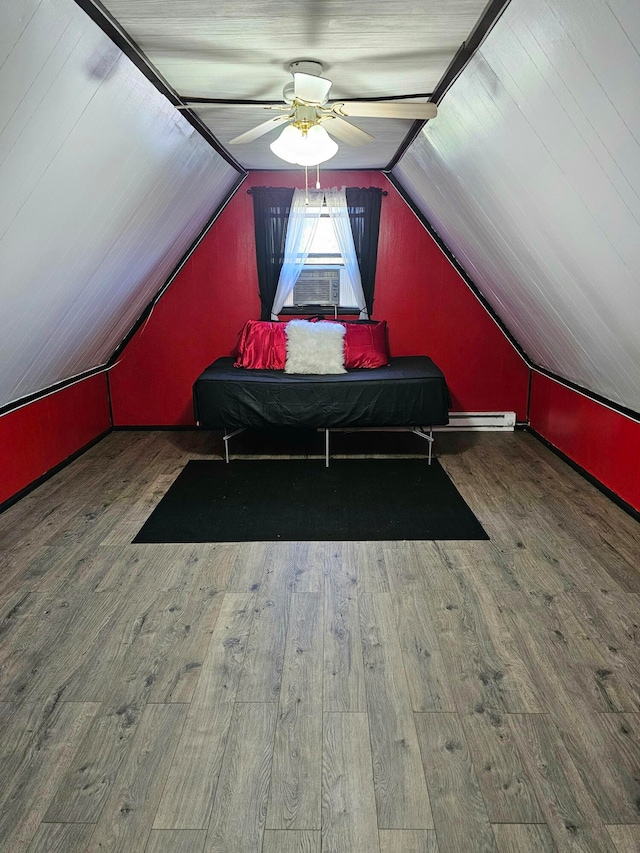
[0,588,40,649]
[546,591,639,711]
[226,542,268,593]
[236,594,288,703]
[144,830,206,853]
[86,703,187,852]
[359,593,433,828]
[433,543,522,596]
[204,702,277,853]
[462,711,543,824]
[428,581,539,716]
[24,544,130,597]
[378,829,439,852]
[350,541,390,593]
[0,587,123,704]
[385,541,452,596]
[556,712,640,825]
[324,546,366,712]
[26,822,96,852]
[562,589,640,709]
[62,586,223,705]
[498,591,633,715]
[0,699,99,851]
[606,825,640,853]
[415,713,495,853]
[262,830,321,852]
[0,431,638,850]
[565,589,639,652]
[267,593,323,830]
[392,590,456,713]
[43,700,145,824]
[293,542,326,593]
[491,823,555,852]
[498,595,640,821]
[94,544,226,595]
[261,541,325,595]
[146,588,224,704]
[153,593,256,829]
[508,713,617,852]
[322,713,380,853]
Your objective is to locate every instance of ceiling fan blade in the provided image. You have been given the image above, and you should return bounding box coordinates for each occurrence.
[179,100,286,109]
[294,72,332,104]
[228,114,290,145]
[323,116,374,147]
[333,101,437,120]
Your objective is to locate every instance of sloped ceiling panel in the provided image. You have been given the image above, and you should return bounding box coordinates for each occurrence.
[394,0,640,414]
[97,0,489,170]
[0,0,241,410]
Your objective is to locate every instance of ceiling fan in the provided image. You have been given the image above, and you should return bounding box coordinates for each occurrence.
[179,61,437,166]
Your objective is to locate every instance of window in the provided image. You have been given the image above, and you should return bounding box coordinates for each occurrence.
[282,206,359,311]
[252,186,382,320]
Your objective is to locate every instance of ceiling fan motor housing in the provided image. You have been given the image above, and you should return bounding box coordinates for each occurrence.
[289,60,324,77]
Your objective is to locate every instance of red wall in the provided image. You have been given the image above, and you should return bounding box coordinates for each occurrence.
[0,374,111,506]
[529,372,640,513]
[109,170,529,425]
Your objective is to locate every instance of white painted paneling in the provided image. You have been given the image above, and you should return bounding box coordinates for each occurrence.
[394,0,640,413]
[98,0,489,169]
[196,107,415,170]
[0,0,240,410]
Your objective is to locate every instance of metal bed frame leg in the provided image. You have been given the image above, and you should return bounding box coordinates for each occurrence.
[223,428,245,463]
[325,429,330,467]
[411,426,434,464]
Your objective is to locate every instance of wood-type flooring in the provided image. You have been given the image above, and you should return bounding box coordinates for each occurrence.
[0,430,638,852]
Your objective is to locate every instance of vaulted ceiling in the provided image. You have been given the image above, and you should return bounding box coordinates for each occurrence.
[393,0,640,414]
[96,0,491,170]
[2,0,639,419]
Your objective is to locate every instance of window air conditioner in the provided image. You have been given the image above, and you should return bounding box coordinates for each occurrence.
[293,268,340,305]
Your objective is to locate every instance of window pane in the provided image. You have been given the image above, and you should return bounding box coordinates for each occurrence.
[283,208,356,308]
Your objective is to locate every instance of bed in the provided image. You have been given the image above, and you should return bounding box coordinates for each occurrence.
[193,355,450,465]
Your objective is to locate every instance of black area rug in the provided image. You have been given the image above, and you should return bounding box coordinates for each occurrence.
[133,459,488,543]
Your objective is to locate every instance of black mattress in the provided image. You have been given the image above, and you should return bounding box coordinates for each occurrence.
[193,356,450,430]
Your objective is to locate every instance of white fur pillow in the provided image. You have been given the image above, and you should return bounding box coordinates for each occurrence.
[285,320,346,374]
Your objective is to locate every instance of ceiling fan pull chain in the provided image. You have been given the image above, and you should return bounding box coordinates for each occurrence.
[305,165,309,204]
[316,164,321,190]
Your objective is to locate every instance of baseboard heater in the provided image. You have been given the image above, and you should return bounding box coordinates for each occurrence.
[434,412,516,431]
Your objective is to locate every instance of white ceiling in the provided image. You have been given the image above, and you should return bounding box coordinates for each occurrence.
[98,0,492,169]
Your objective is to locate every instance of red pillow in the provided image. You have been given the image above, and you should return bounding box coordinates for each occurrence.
[343,321,389,368]
[311,319,389,368]
[234,320,288,370]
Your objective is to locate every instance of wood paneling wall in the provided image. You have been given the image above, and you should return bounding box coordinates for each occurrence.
[0,0,241,411]
[529,372,640,513]
[108,170,530,425]
[0,374,111,506]
[394,0,640,415]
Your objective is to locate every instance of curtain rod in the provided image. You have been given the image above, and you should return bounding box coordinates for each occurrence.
[247,188,387,195]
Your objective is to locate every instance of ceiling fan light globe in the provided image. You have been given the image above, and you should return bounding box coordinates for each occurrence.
[270,123,338,166]
[269,124,306,164]
[295,124,338,165]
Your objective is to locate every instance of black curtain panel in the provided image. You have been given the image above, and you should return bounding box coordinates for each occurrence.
[251,187,295,320]
[346,187,383,317]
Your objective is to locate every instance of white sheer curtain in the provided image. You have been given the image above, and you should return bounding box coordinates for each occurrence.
[271,188,324,319]
[325,187,368,319]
